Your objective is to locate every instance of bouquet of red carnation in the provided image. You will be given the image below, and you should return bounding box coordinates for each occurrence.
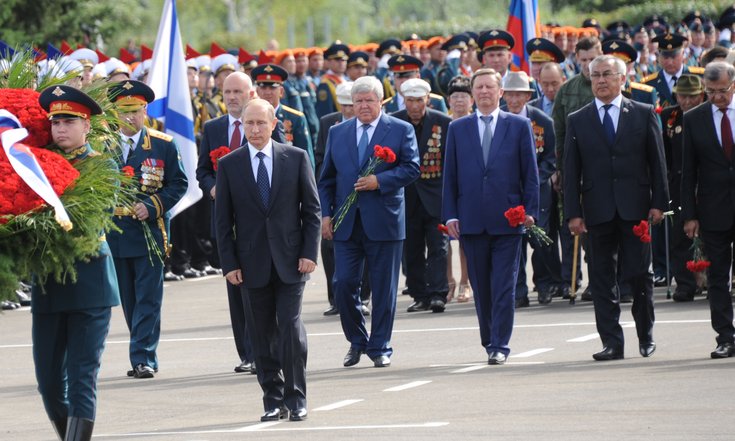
[632,220,651,243]
[210,146,231,171]
[437,224,449,235]
[686,237,711,273]
[121,165,135,177]
[0,88,51,148]
[332,145,397,232]
[504,205,552,246]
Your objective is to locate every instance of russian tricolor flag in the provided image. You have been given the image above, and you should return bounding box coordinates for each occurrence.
[507,0,540,74]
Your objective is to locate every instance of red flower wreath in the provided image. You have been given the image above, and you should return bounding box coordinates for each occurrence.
[0,88,51,148]
[210,146,231,171]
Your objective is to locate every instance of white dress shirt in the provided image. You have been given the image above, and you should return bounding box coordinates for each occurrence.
[711,97,735,147]
[663,67,684,93]
[356,114,381,145]
[248,141,273,186]
[595,94,623,132]
[228,114,243,147]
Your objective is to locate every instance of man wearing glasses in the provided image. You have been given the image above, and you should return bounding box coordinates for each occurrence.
[681,61,735,359]
[563,55,668,361]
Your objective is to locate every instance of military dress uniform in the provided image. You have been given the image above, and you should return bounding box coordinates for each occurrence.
[34,86,119,441]
[642,33,704,109]
[382,54,448,114]
[106,81,187,378]
[601,39,660,107]
[315,43,350,118]
[435,33,471,97]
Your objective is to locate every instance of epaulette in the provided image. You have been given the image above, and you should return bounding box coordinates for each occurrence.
[630,82,654,93]
[148,129,173,142]
[429,93,444,101]
[687,66,705,75]
[281,105,305,117]
[382,97,393,106]
[642,71,659,83]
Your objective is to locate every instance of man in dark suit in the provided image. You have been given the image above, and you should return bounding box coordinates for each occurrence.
[392,78,452,313]
[215,99,320,422]
[442,68,539,365]
[319,75,420,368]
[196,72,286,374]
[681,61,735,359]
[564,54,668,361]
[502,71,561,307]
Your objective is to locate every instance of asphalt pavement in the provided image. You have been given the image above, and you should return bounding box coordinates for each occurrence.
[1,253,733,441]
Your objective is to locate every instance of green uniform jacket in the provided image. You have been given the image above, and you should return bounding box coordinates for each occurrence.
[552,73,594,173]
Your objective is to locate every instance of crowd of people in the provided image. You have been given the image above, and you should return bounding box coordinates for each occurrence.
[5,6,735,441]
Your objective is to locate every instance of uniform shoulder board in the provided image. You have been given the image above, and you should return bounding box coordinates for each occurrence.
[630,82,654,92]
[642,72,659,83]
[382,97,393,106]
[429,93,444,100]
[687,66,705,75]
[281,105,305,117]
[148,129,173,142]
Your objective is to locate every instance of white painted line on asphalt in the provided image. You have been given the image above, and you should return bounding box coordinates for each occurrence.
[510,348,554,358]
[234,421,282,431]
[313,399,363,411]
[451,364,487,373]
[95,422,449,437]
[567,333,600,342]
[622,322,636,328]
[383,380,432,392]
[507,361,545,365]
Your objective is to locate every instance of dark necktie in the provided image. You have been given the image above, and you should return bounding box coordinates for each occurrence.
[721,108,733,162]
[480,115,493,164]
[256,151,269,207]
[671,75,678,88]
[357,124,370,164]
[125,138,135,163]
[230,120,241,150]
[602,104,615,145]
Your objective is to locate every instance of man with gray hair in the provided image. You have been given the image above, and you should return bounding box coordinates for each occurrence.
[681,60,735,359]
[563,54,668,361]
[319,75,420,368]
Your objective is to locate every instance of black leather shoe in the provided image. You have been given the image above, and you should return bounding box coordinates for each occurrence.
[711,342,735,359]
[261,407,288,422]
[343,347,364,367]
[65,417,94,441]
[372,355,391,367]
[195,264,221,275]
[323,305,339,316]
[515,297,529,308]
[182,268,203,278]
[561,285,571,299]
[672,289,695,302]
[620,294,633,303]
[360,303,371,316]
[407,300,429,312]
[234,360,253,373]
[51,418,67,440]
[430,298,446,313]
[639,342,656,357]
[1,300,19,310]
[592,346,624,361]
[537,289,553,305]
[581,287,593,301]
[164,271,182,282]
[653,275,667,287]
[402,288,411,295]
[289,408,308,421]
[488,351,507,365]
[132,363,155,378]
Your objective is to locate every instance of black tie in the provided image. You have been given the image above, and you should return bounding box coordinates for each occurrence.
[602,104,615,145]
[256,152,269,207]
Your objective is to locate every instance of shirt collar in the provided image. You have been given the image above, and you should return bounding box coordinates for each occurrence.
[663,67,684,82]
[595,94,623,110]
[358,113,382,130]
[475,107,500,121]
[228,114,241,127]
[248,140,274,159]
[711,96,735,114]
[121,130,141,147]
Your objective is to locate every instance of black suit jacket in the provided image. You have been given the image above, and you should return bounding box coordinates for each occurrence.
[563,97,668,226]
[525,105,556,228]
[391,108,451,219]
[215,142,321,289]
[681,102,735,231]
[315,111,344,177]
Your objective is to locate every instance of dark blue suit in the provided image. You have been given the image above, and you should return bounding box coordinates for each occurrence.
[32,145,120,423]
[442,110,539,356]
[108,128,187,371]
[319,113,419,358]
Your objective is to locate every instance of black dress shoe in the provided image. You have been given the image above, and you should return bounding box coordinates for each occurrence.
[407,300,430,312]
[653,275,667,287]
[561,285,571,299]
[234,360,253,373]
[402,288,411,295]
[672,289,695,302]
[323,304,339,315]
[181,268,204,278]
[537,289,553,305]
[515,297,529,308]
[261,407,288,422]
[639,342,656,357]
[343,347,364,367]
[372,355,391,367]
[1,300,19,310]
[430,297,446,313]
[289,408,308,421]
[592,346,624,361]
[195,264,221,275]
[132,363,155,378]
[488,351,507,365]
[711,342,735,359]
[581,287,593,301]
[360,303,371,316]
[164,271,182,282]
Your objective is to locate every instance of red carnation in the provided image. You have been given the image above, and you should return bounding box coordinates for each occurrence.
[686,259,711,273]
[374,145,397,164]
[0,88,51,148]
[504,205,527,228]
[632,220,651,242]
[437,224,449,234]
[210,146,231,171]
[639,233,652,243]
[121,166,135,177]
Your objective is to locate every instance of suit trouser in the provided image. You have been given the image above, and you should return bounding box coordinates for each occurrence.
[586,215,655,349]
[700,227,735,345]
[670,214,697,292]
[461,233,522,356]
[321,238,371,306]
[242,266,307,411]
[333,216,402,358]
[33,307,111,421]
[227,280,255,363]
[516,231,564,299]
[114,256,163,369]
[553,192,582,288]
[405,202,449,302]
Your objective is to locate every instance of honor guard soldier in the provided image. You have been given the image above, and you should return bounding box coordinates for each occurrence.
[347,51,369,81]
[603,39,658,106]
[35,85,119,441]
[106,80,187,379]
[278,49,305,112]
[374,38,403,98]
[478,30,515,78]
[383,54,448,114]
[315,42,350,118]
[293,47,320,146]
[252,63,316,169]
[420,36,446,95]
[643,33,704,109]
[239,48,258,75]
[210,53,238,116]
[68,48,98,85]
[306,47,324,85]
